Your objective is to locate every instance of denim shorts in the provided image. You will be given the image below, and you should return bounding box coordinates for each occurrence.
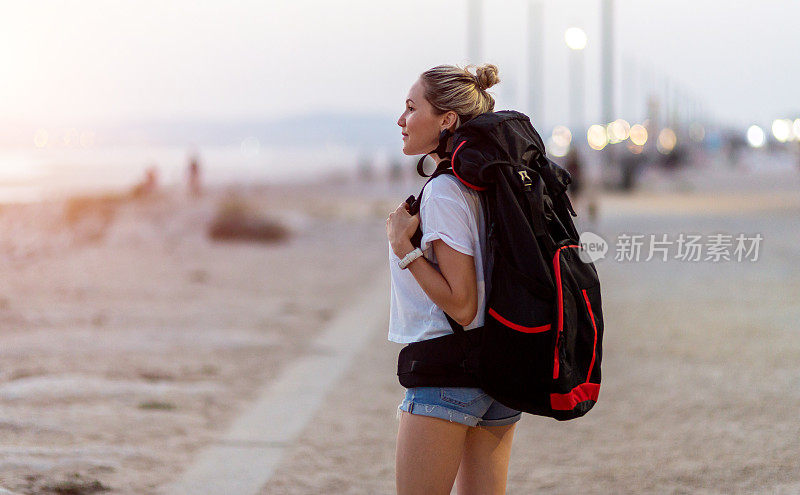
[397,387,522,427]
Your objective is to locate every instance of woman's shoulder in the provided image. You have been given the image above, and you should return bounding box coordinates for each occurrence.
[422,173,468,204]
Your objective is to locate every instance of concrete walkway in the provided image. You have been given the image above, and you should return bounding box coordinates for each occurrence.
[162,273,389,495]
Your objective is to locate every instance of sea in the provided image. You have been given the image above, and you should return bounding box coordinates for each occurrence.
[0,142,372,204]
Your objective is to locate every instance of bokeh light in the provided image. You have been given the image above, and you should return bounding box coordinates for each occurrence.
[62,128,79,147]
[629,124,648,146]
[771,119,792,143]
[548,125,571,157]
[793,119,800,140]
[33,129,49,148]
[689,123,705,143]
[607,119,630,144]
[746,125,766,148]
[547,137,569,158]
[552,125,572,149]
[564,27,588,50]
[587,124,608,151]
[657,128,677,154]
[79,131,95,148]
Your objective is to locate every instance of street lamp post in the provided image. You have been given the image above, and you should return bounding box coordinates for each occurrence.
[468,0,482,62]
[528,0,544,126]
[565,27,588,140]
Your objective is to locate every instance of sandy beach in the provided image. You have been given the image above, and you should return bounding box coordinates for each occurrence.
[0,164,798,494]
[0,180,401,494]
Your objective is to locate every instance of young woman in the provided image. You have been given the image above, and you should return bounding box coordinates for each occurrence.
[386,64,522,495]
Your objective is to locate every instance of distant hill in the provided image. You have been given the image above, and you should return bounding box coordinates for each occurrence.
[102,112,401,150]
[0,112,403,152]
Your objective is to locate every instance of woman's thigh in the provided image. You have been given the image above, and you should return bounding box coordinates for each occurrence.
[396,410,468,495]
[395,387,521,494]
[455,422,517,495]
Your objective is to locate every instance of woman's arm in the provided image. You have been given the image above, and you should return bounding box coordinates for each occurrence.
[401,238,478,326]
[387,203,478,326]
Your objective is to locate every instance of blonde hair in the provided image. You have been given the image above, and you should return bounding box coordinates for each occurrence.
[419,63,501,127]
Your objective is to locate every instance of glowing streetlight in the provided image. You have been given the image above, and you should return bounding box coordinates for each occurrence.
[548,125,572,157]
[657,128,677,154]
[607,119,630,143]
[34,129,49,148]
[772,119,793,143]
[552,125,572,148]
[547,137,568,158]
[564,27,588,51]
[587,124,608,151]
[629,124,648,146]
[747,125,765,148]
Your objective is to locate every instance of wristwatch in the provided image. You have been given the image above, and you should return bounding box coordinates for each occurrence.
[398,247,424,269]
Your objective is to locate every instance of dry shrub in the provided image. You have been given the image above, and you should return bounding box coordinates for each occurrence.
[208,194,289,243]
[38,473,110,494]
[63,193,125,226]
[62,192,127,242]
[138,400,176,410]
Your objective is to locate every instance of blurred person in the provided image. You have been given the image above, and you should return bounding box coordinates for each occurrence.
[563,146,601,231]
[388,157,404,183]
[187,153,202,198]
[131,165,158,198]
[619,149,639,192]
[726,132,747,169]
[388,63,519,495]
[358,154,374,182]
[564,146,582,198]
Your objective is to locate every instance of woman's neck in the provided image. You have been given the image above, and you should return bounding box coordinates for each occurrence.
[431,136,454,165]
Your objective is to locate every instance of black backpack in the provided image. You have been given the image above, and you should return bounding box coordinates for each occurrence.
[397,110,604,421]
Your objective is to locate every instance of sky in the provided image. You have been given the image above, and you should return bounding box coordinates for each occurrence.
[0,0,798,133]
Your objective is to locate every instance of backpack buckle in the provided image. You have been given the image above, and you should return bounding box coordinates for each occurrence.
[517,170,533,191]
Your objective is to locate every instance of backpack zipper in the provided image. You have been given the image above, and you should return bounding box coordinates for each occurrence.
[552,244,581,380]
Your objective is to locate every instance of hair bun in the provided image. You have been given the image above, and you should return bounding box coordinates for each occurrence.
[474,63,500,91]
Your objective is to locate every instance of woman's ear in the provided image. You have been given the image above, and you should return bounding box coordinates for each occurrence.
[441,111,459,132]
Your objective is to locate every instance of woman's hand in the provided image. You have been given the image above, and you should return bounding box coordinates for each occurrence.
[386,202,419,257]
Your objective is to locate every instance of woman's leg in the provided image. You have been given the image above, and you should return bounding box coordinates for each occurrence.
[453,422,517,495]
[396,410,469,495]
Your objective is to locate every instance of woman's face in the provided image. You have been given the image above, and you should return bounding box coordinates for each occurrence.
[397,78,454,156]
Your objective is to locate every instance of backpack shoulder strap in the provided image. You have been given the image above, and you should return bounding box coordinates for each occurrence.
[407,160,454,216]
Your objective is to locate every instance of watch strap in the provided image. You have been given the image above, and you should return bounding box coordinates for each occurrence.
[398,247,424,269]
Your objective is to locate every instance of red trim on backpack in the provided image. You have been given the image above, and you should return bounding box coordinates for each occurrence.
[450,140,487,191]
[582,289,598,382]
[552,244,580,379]
[488,308,551,333]
[550,382,600,410]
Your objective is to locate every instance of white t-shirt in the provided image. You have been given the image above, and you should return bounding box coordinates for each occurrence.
[387,173,487,344]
